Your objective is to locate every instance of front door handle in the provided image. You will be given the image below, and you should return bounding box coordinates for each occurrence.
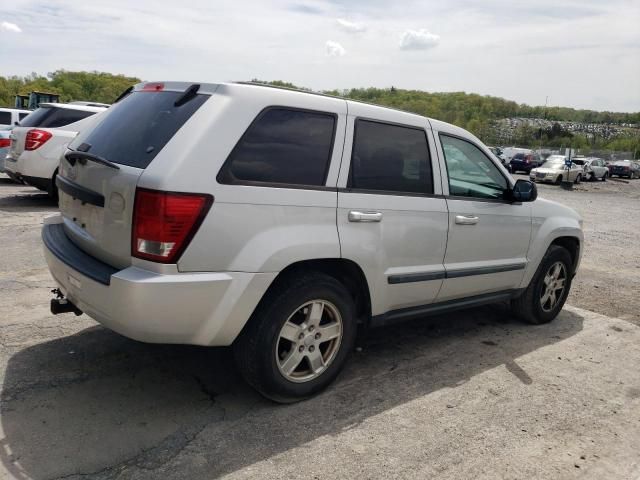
[455,215,479,225]
[348,211,383,223]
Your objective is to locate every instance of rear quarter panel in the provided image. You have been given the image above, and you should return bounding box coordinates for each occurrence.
[138,85,348,273]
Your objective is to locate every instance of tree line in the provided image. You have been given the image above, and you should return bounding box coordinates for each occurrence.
[1,72,638,155]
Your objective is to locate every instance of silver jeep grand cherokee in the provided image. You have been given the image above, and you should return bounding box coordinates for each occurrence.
[43,82,583,402]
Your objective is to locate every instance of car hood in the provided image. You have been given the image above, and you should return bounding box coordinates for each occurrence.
[531,167,563,174]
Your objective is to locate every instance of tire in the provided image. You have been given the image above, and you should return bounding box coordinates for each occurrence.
[555,175,562,185]
[587,172,594,182]
[234,272,357,403]
[511,245,573,325]
[575,174,582,184]
[602,173,607,182]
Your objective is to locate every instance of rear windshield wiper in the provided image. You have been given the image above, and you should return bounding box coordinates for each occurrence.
[65,150,120,170]
[174,84,201,107]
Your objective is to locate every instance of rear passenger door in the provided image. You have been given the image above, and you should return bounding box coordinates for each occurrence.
[435,131,532,301]
[337,104,448,320]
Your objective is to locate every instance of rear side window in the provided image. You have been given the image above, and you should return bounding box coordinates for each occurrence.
[69,91,209,169]
[349,119,433,194]
[218,108,336,186]
[18,107,96,128]
[0,112,11,125]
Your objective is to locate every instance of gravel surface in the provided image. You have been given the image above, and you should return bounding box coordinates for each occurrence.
[1,174,639,480]
[513,173,640,325]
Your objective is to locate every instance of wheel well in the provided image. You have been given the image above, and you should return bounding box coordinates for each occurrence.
[550,236,580,273]
[267,259,372,323]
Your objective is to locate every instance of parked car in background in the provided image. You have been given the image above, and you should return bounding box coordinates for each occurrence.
[530,156,583,184]
[501,147,532,162]
[487,146,509,169]
[0,127,12,173]
[4,103,107,197]
[608,160,640,179]
[0,108,31,127]
[509,152,542,174]
[42,81,583,402]
[572,157,608,181]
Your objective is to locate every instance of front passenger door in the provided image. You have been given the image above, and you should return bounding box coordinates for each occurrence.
[436,133,532,302]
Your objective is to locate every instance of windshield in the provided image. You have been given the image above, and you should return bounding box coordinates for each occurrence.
[541,161,565,170]
[69,90,209,169]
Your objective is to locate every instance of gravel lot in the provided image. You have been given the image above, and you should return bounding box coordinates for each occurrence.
[0,174,639,480]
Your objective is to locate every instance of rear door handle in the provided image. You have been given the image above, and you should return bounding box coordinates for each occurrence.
[455,215,479,225]
[348,211,383,223]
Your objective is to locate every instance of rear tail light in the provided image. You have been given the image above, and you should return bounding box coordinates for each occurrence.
[0,138,10,148]
[132,188,213,263]
[25,129,52,151]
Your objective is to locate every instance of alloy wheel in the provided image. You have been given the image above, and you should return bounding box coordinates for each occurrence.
[275,300,343,383]
[540,261,567,312]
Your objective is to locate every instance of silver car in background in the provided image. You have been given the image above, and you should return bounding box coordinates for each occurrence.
[530,156,584,185]
[572,157,608,181]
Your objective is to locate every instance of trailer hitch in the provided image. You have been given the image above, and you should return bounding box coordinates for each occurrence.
[50,288,83,316]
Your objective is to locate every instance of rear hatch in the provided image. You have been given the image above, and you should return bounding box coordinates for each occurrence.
[8,105,101,161]
[57,83,212,269]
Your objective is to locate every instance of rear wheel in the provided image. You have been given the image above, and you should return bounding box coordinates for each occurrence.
[234,272,357,403]
[602,172,608,182]
[511,245,573,325]
[575,174,582,184]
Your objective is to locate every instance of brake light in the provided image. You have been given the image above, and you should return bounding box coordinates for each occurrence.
[141,82,164,92]
[25,129,52,150]
[132,188,213,263]
[0,138,10,148]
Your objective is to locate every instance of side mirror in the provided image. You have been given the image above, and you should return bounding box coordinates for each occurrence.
[511,179,537,202]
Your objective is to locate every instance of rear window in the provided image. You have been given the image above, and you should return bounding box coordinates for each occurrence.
[69,91,208,169]
[218,108,336,186]
[0,112,11,125]
[18,107,97,128]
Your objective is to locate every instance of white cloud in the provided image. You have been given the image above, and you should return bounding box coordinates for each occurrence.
[399,28,440,50]
[326,40,346,57]
[1,21,22,33]
[336,18,366,33]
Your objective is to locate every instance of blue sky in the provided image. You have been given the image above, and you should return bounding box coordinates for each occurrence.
[1,0,639,112]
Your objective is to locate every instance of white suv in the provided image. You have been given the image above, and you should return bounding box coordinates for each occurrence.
[5,103,107,197]
[42,82,583,402]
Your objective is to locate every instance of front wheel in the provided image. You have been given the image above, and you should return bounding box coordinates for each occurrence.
[555,175,562,185]
[234,272,357,403]
[511,245,573,325]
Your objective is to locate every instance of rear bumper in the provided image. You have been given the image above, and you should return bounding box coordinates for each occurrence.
[42,218,276,346]
[4,150,55,185]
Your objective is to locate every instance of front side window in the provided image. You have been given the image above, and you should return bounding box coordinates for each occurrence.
[218,108,336,186]
[349,119,433,194]
[440,134,508,200]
